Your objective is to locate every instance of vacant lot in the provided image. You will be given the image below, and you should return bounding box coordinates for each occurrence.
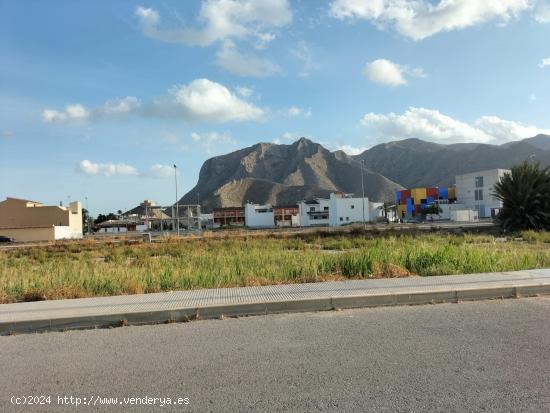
[1,231,549,303]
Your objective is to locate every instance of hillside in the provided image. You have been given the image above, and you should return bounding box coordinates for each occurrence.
[354,136,550,188]
[179,138,404,211]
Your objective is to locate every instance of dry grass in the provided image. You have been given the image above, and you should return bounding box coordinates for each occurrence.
[0,231,549,303]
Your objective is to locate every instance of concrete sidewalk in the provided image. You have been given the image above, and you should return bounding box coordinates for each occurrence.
[2,269,550,335]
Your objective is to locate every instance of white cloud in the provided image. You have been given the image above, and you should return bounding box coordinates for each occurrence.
[290,40,318,77]
[474,116,550,143]
[215,40,280,77]
[171,78,264,122]
[191,131,237,155]
[333,144,367,155]
[149,164,176,178]
[530,93,537,101]
[539,57,550,68]
[235,86,254,97]
[535,2,550,22]
[286,106,311,117]
[364,59,425,86]
[360,107,550,145]
[135,1,292,47]
[329,0,532,41]
[78,160,139,177]
[42,104,89,122]
[364,59,405,86]
[42,79,264,124]
[99,97,141,116]
[43,98,139,123]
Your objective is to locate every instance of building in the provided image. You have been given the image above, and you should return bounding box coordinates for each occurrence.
[244,203,275,228]
[298,198,330,226]
[274,205,299,227]
[96,219,147,233]
[0,197,82,242]
[199,213,214,229]
[396,187,457,220]
[213,207,245,227]
[455,169,510,218]
[329,193,370,227]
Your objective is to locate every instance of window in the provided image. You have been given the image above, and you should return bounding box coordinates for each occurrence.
[346,217,349,221]
[475,189,484,201]
[351,205,355,209]
[339,217,343,221]
[309,207,315,212]
[475,176,484,188]
[323,206,329,211]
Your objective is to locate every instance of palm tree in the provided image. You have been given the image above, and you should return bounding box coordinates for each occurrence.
[493,161,550,231]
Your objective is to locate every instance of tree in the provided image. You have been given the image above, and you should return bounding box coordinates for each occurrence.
[82,208,94,234]
[421,204,442,219]
[94,213,118,225]
[493,161,550,231]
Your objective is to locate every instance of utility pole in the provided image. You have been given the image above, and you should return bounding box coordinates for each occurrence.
[360,159,366,229]
[85,196,89,235]
[174,164,179,236]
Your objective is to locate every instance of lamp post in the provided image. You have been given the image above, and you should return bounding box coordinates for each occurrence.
[360,159,366,229]
[174,164,179,236]
[85,196,89,235]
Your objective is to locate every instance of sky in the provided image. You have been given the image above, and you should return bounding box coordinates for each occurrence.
[1,0,550,214]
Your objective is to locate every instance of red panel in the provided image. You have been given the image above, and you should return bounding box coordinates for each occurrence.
[427,188,438,198]
[400,189,411,204]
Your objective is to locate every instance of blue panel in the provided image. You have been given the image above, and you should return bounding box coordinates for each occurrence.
[406,198,414,213]
[439,188,448,200]
[427,196,434,204]
[396,191,401,204]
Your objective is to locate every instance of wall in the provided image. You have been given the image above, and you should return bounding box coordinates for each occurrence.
[54,225,83,240]
[0,227,55,242]
[298,199,329,226]
[451,209,478,222]
[455,169,509,218]
[0,198,82,239]
[244,204,275,227]
[329,194,369,227]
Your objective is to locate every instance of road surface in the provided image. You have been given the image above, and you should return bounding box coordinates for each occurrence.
[2,297,549,412]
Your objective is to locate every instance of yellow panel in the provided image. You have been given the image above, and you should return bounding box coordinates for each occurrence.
[411,188,427,204]
[448,187,456,200]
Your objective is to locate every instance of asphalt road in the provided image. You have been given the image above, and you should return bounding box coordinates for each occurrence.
[2,298,549,412]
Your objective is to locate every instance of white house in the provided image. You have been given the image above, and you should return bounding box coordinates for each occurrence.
[244,203,275,228]
[455,169,510,219]
[298,198,330,226]
[96,219,148,233]
[329,193,370,227]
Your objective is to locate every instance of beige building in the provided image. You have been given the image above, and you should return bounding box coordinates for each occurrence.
[0,197,83,242]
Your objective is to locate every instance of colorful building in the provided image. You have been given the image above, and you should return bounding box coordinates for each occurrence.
[395,187,456,219]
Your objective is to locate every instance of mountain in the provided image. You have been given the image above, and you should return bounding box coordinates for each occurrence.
[179,138,404,211]
[354,136,550,189]
[514,134,550,151]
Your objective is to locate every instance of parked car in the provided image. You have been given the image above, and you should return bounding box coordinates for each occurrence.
[0,235,15,243]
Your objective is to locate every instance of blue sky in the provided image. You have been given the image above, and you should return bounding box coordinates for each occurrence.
[1,0,550,214]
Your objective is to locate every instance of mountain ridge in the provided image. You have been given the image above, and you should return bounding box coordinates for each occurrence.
[180,135,550,211]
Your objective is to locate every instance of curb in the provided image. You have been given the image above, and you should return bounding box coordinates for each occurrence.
[2,283,550,335]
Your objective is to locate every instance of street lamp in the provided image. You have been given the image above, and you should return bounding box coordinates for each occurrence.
[85,196,89,235]
[360,159,366,229]
[174,164,179,236]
